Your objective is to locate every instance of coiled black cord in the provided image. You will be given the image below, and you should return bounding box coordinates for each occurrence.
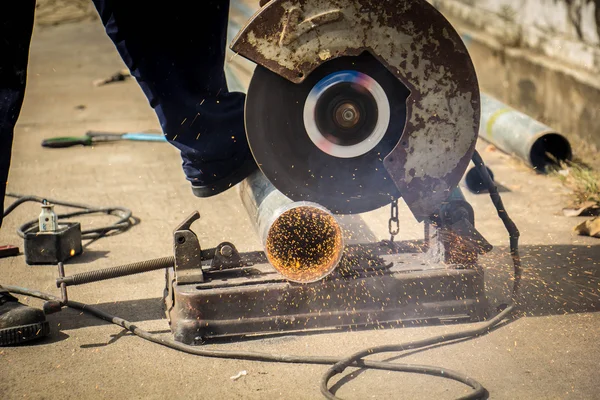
[3,193,136,241]
[4,283,513,400]
[3,151,521,400]
[319,150,522,399]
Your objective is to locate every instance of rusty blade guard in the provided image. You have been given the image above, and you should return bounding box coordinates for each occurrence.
[232,0,480,220]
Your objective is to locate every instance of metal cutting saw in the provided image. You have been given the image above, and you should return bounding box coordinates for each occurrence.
[166,0,489,343]
[54,0,500,345]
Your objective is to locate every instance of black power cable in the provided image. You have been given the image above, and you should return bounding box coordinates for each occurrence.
[4,283,512,399]
[320,150,522,399]
[3,150,521,399]
[3,193,136,241]
[471,151,522,299]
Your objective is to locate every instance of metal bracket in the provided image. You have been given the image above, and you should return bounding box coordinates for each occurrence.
[430,190,493,264]
[209,242,243,270]
[173,211,204,284]
[447,219,493,255]
[43,262,69,315]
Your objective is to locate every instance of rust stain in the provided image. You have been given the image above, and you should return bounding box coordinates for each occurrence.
[233,0,480,219]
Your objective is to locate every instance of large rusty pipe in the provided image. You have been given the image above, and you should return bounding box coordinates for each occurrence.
[239,170,344,283]
[480,93,572,171]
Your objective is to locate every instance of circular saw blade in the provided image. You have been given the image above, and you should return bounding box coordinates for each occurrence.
[245,53,410,214]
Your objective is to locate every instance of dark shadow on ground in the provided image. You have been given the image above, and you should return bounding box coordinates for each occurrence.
[483,244,600,317]
[47,297,166,331]
[79,328,171,348]
[329,243,599,396]
[69,249,111,264]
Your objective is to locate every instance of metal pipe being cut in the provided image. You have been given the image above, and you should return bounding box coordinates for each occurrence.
[239,170,344,284]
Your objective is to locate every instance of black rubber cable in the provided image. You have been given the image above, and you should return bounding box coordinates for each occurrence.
[3,151,520,399]
[471,151,522,299]
[4,283,511,398]
[320,308,514,400]
[319,149,522,399]
[3,193,135,240]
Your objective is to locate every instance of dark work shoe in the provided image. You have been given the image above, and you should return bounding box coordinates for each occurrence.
[0,292,50,346]
[191,155,258,198]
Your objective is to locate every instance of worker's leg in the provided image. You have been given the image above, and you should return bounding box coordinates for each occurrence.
[91,0,256,197]
[0,1,50,346]
[0,0,36,229]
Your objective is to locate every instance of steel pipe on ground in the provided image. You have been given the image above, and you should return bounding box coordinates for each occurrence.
[239,170,344,283]
[480,93,572,171]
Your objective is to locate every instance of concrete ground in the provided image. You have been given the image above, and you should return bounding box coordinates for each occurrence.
[1,5,599,400]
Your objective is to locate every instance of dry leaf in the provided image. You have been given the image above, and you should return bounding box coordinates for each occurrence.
[563,201,600,217]
[574,217,600,238]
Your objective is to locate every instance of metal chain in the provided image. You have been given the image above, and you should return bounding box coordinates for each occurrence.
[388,198,400,242]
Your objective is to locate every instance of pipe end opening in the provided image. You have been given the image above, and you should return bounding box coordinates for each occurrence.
[266,206,344,283]
[530,133,572,172]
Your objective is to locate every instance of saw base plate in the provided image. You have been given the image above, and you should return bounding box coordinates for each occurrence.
[165,248,487,344]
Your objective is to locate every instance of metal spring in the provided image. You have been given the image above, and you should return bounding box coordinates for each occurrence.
[57,256,175,287]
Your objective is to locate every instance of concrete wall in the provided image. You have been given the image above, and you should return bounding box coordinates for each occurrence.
[470,0,599,45]
[430,0,600,73]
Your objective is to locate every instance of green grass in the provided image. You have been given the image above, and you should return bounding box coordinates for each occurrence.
[550,159,600,207]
